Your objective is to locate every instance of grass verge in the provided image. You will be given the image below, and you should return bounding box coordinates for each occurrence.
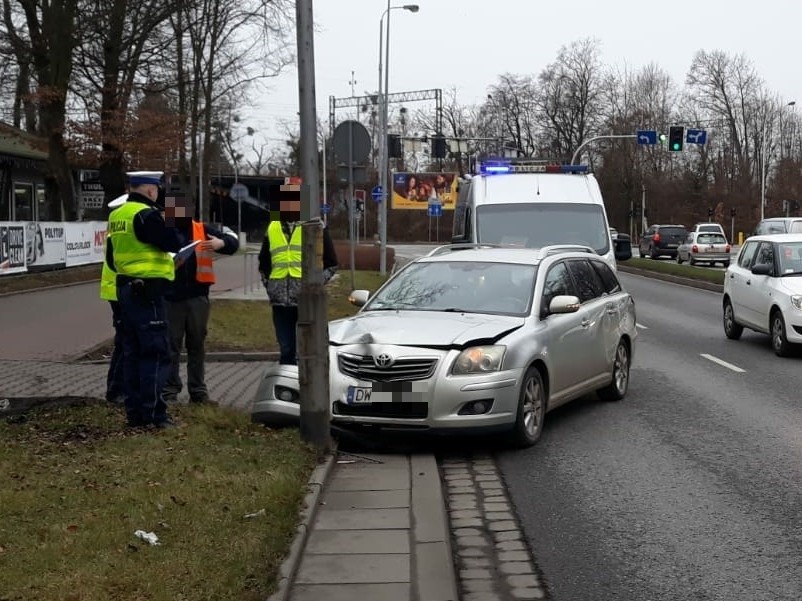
[0,264,101,295]
[206,270,388,352]
[624,257,726,286]
[0,400,318,601]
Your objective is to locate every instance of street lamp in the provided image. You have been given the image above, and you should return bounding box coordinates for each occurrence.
[377,2,419,275]
[761,100,796,221]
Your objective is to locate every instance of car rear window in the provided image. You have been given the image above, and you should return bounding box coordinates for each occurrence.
[659,227,687,236]
[698,225,721,232]
[697,233,726,244]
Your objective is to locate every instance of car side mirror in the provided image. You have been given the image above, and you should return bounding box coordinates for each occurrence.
[613,235,632,261]
[751,263,772,276]
[348,290,370,306]
[549,295,581,314]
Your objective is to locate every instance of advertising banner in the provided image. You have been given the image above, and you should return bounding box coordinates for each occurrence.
[65,222,96,267]
[92,221,108,262]
[24,221,66,268]
[391,172,457,210]
[0,222,27,274]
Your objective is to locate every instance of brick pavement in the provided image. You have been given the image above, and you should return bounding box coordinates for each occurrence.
[0,358,268,412]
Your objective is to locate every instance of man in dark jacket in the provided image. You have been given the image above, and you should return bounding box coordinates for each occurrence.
[163,192,239,403]
[258,182,338,365]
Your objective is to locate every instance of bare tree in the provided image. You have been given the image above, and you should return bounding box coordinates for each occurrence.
[535,38,604,162]
[485,73,539,156]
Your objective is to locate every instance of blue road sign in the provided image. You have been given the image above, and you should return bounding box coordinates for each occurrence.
[428,202,443,218]
[636,130,657,145]
[685,128,707,145]
[371,185,385,202]
[321,203,330,214]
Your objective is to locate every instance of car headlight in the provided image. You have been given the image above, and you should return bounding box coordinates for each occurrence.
[452,346,505,375]
[791,295,802,311]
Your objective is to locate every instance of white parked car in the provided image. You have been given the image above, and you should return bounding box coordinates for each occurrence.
[723,234,802,356]
[252,244,638,447]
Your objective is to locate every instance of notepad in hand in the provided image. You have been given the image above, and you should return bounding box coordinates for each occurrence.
[173,240,201,264]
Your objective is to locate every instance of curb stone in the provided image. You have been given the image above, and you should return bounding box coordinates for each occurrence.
[266,445,338,601]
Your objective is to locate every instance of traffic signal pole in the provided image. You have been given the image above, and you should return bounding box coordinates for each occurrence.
[295,0,331,451]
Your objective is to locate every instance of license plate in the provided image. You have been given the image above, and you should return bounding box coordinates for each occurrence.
[346,386,372,404]
[667,244,678,249]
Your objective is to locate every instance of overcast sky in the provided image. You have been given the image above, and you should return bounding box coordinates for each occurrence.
[242,0,802,155]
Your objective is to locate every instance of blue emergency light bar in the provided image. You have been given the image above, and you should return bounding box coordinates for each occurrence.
[477,159,588,175]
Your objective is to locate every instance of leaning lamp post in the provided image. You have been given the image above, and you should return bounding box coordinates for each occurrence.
[378,2,419,275]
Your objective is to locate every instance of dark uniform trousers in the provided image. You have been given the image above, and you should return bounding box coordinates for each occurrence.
[118,281,171,426]
[105,300,125,402]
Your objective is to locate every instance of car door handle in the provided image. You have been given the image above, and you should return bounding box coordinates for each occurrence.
[606,306,617,315]
[729,273,734,279]
[746,280,751,285]
[581,319,591,328]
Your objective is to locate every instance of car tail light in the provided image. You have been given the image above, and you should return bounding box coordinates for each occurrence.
[692,245,699,253]
[725,244,731,253]
[653,233,661,242]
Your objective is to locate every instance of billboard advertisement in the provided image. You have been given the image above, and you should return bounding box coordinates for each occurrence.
[0,222,26,274]
[65,222,96,267]
[391,172,457,210]
[24,221,66,268]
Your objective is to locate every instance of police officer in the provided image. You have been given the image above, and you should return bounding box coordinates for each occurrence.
[100,193,129,404]
[257,182,338,365]
[106,171,183,428]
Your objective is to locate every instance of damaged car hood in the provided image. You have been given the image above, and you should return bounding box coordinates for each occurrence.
[328,311,525,347]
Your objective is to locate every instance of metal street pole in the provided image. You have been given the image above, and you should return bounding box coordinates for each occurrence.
[295,0,331,451]
[379,0,391,276]
[376,17,385,248]
[761,121,767,221]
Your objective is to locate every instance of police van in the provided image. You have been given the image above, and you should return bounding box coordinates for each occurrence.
[451,159,631,269]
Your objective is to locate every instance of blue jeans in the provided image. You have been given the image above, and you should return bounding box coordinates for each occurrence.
[272,304,298,365]
[118,282,171,426]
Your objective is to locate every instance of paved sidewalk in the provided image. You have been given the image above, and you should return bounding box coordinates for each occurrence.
[0,359,266,412]
[287,452,458,601]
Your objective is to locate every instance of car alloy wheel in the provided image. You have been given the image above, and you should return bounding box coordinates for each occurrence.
[512,367,545,447]
[723,300,743,340]
[597,339,630,401]
[771,310,792,357]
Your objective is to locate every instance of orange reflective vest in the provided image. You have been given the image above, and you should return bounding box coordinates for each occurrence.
[192,221,215,284]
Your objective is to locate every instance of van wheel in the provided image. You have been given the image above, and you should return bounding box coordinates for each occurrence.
[597,339,630,401]
[771,310,793,357]
[723,300,743,340]
[511,367,545,448]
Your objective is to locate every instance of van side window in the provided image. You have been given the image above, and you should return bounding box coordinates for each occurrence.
[738,242,758,269]
[452,180,471,241]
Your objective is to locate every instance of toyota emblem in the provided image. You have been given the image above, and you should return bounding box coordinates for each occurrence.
[374,353,394,368]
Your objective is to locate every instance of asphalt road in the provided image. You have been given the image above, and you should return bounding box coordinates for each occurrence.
[497,272,802,601]
[0,253,258,361]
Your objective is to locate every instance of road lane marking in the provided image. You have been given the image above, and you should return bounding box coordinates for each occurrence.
[700,353,745,373]
[636,323,648,329]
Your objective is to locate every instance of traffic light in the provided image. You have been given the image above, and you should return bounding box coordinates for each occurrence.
[387,134,402,158]
[730,208,736,217]
[658,133,667,144]
[708,207,713,218]
[668,126,684,152]
[431,135,447,159]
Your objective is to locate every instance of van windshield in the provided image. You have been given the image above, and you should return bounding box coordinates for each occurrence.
[475,203,610,254]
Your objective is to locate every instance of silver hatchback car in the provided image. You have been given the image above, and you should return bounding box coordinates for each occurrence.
[252,245,637,447]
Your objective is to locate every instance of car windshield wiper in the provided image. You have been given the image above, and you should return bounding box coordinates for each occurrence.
[440,307,470,313]
[366,302,417,311]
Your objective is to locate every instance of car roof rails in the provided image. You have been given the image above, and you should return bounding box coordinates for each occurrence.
[425,243,506,257]
[539,244,596,257]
